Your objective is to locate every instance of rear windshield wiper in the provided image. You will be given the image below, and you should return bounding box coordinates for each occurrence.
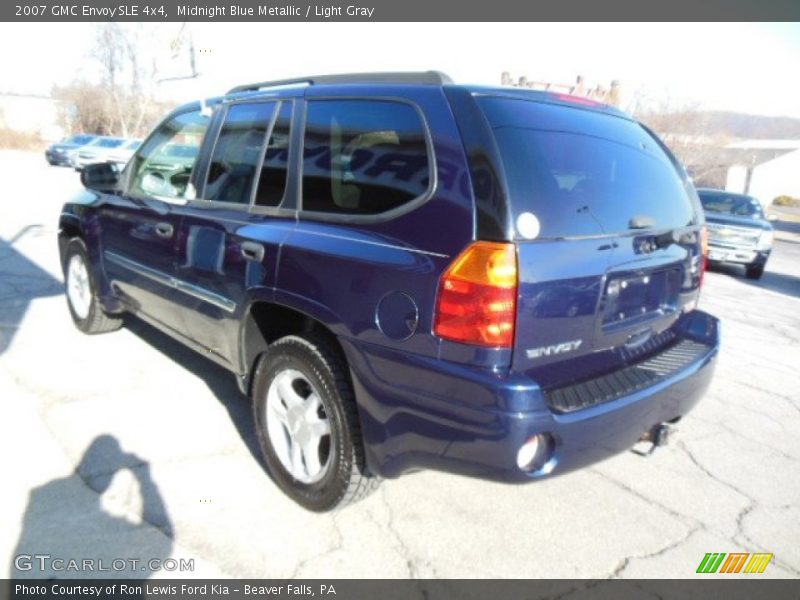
[629,215,696,249]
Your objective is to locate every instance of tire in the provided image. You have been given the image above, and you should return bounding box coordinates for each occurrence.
[252,332,379,511]
[745,264,764,280]
[64,238,123,334]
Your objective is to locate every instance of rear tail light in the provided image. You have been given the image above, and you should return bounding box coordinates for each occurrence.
[434,241,518,348]
[699,226,709,285]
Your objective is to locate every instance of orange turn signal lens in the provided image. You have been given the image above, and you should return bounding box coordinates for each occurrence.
[434,242,518,348]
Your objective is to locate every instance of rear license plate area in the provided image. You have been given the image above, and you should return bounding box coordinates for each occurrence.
[602,268,681,327]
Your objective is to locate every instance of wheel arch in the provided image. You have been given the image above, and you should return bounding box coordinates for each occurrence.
[239,300,350,398]
[58,214,84,270]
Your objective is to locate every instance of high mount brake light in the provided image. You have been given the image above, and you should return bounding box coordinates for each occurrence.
[553,93,603,107]
[434,242,518,348]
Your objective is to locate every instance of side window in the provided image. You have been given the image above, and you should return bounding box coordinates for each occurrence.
[129,110,209,201]
[205,102,276,205]
[255,101,292,207]
[302,100,430,216]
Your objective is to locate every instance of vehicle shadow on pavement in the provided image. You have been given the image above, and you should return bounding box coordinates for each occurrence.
[0,227,63,357]
[10,435,173,582]
[708,263,800,299]
[123,315,263,463]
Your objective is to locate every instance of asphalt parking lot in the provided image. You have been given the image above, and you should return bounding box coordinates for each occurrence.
[1,150,798,579]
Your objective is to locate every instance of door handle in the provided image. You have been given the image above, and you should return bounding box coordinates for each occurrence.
[155,223,174,239]
[240,241,265,262]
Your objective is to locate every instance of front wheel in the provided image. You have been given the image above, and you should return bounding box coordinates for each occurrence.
[64,238,123,334]
[745,264,765,280]
[252,333,379,511]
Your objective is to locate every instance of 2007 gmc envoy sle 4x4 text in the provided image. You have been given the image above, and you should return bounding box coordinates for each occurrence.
[58,72,719,511]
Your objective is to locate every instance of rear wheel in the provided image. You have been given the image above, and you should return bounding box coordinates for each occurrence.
[745,264,764,280]
[252,332,379,511]
[64,238,123,334]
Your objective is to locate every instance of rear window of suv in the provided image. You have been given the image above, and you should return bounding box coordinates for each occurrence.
[478,97,698,239]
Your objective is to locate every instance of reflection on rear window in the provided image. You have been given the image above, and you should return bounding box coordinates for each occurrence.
[479,97,698,238]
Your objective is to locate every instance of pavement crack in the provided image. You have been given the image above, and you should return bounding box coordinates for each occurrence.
[608,526,702,578]
[712,421,799,462]
[676,441,766,559]
[591,469,700,528]
[287,513,345,579]
[376,486,438,579]
[728,379,800,412]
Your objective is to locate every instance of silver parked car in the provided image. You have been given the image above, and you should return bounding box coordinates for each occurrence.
[106,139,142,169]
[72,137,127,171]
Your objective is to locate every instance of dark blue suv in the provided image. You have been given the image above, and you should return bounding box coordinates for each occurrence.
[58,72,720,511]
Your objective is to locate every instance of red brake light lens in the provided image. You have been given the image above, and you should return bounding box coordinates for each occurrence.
[434,242,518,348]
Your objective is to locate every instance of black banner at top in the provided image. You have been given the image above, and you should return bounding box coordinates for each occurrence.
[2,0,800,21]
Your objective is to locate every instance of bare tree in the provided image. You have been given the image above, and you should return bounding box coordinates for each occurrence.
[92,23,159,137]
[53,24,192,138]
[634,98,732,187]
[52,80,111,135]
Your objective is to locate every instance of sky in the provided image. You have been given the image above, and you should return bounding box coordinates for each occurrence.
[1,22,799,117]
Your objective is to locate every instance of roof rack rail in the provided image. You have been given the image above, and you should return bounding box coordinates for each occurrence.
[226,71,453,94]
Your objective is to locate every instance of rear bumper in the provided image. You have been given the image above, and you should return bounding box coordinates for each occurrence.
[344,310,719,482]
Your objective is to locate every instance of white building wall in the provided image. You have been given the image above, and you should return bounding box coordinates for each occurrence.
[725,164,749,194]
[748,149,800,203]
[0,94,65,141]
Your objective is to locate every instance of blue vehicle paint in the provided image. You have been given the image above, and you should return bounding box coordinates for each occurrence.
[59,74,719,505]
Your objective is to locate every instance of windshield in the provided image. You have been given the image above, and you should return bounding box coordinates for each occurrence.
[699,192,764,218]
[66,134,94,145]
[478,97,699,239]
[90,138,125,148]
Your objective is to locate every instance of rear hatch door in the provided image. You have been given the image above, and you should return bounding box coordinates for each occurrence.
[477,96,704,387]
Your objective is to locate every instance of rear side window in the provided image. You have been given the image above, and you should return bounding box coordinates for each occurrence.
[478,97,698,238]
[255,101,292,207]
[302,99,430,216]
[205,102,276,205]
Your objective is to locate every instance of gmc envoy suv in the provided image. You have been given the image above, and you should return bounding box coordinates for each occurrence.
[59,72,719,511]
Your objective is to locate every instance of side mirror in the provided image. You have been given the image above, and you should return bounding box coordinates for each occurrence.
[80,162,120,192]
